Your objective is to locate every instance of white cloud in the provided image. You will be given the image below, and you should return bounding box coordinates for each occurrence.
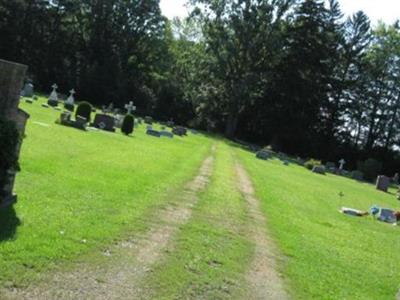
[338,0,399,25]
[160,0,189,20]
[160,0,399,25]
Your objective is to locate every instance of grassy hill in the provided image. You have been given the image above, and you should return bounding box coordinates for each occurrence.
[1,97,399,299]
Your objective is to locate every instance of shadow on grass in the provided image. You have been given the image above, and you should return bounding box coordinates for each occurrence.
[0,206,21,242]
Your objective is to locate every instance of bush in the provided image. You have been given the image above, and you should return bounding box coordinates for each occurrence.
[0,118,20,198]
[304,159,322,170]
[76,101,92,122]
[357,158,382,181]
[121,114,134,135]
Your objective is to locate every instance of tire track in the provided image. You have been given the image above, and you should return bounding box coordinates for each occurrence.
[235,162,290,300]
[3,146,216,300]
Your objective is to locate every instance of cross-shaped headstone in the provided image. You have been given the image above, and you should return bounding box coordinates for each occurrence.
[49,83,59,102]
[66,89,75,105]
[125,101,136,114]
[339,159,346,170]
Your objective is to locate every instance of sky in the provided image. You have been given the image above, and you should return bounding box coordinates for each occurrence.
[159,0,400,25]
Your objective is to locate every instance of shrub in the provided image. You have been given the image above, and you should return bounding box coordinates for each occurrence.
[0,118,20,198]
[304,159,322,170]
[75,101,92,122]
[121,114,134,135]
[357,158,382,181]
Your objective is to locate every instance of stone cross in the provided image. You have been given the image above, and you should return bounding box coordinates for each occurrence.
[65,89,75,105]
[49,83,58,102]
[125,101,136,114]
[339,159,346,170]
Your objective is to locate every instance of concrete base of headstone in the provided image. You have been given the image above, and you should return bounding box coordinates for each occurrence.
[48,99,58,107]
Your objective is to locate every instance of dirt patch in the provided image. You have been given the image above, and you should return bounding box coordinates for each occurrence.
[235,162,290,300]
[2,149,215,300]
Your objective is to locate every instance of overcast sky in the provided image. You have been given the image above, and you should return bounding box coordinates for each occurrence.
[160,0,399,25]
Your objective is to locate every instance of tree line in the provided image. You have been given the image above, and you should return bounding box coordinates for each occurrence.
[1,0,400,174]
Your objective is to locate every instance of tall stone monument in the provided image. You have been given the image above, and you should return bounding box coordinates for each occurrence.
[0,59,30,208]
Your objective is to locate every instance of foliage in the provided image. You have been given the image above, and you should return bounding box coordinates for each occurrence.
[121,114,134,135]
[304,159,322,170]
[357,158,383,181]
[0,117,19,198]
[75,101,92,122]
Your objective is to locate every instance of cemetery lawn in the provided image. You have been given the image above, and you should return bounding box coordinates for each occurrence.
[0,97,212,287]
[236,147,400,300]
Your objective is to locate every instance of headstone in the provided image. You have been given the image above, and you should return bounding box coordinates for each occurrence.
[92,114,116,132]
[393,173,399,185]
[166,121,174,127]
[256,150,271,160]
[351,170,364,181]
[339,159,346,171]
[114,114,124,128]
[160,131,174,138]
[146,129,161,137]
[172,126,187,136]
[64,89,75,111]
[144,116,153,125]
[21,82,34,97]
[376,175,390,192]
[146,125,153,131]
[0,59,30,208]
[312,165,326,175]
[124,101,136,115]
[48,83,59,107]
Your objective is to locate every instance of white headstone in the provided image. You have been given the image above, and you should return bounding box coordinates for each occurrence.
[339,159,346,170]
[49,84,58,102]
[65,89,75,105]
[125,101,136,114]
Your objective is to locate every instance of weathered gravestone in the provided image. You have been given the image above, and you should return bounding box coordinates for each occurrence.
[48,84,59,107]
[21,82,34,98]
[146,129,161,137]
[312,165,326,175]
[59,112,87,131]
[0,59,30,208]
[144,116,153,125]
[92,114,116,132]
[376,175,390,192]
[160,131,174,138]
[64,89,75,112]
[172,126,187,136]
[256,149,271,160]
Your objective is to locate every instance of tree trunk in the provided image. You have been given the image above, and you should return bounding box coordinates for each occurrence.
[225,113,239,138]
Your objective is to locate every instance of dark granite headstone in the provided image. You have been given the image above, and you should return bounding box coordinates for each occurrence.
[376,175,390,192]
[172,126,187,136]
[92,114,116,132]
[146,129,161,137]
[160,131,174,138]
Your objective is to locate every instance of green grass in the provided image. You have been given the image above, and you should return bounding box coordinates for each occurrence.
[236,147,400,299]
[143,141,253,299]
[0,97,212,287]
